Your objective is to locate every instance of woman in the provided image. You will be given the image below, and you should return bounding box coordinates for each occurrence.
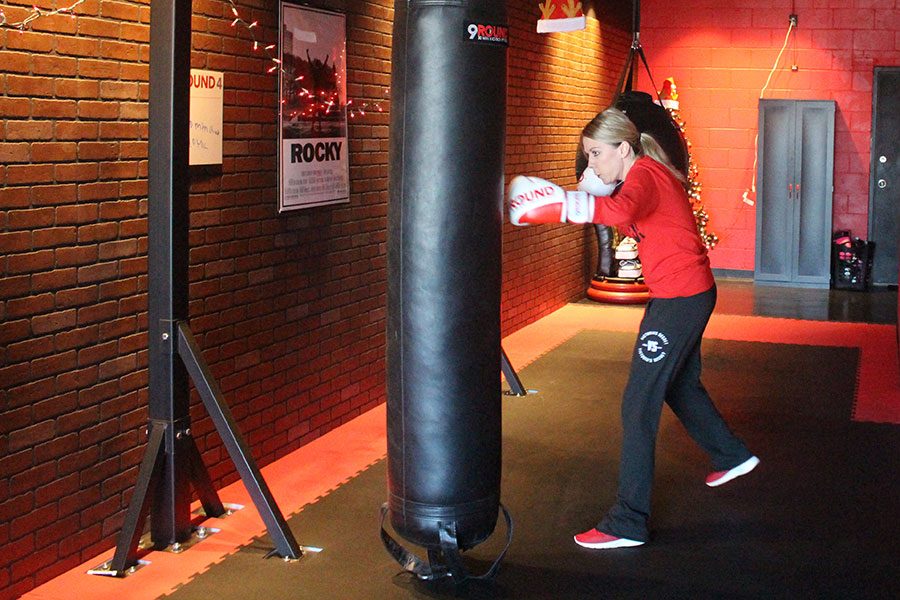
[509,107,759,549]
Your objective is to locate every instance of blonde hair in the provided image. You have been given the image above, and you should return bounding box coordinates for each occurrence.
[582,107,686,185]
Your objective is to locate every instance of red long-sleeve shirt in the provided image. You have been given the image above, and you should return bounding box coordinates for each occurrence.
[594,156,714,298]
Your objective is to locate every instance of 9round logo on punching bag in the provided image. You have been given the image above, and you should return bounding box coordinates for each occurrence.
[465,21,509,45]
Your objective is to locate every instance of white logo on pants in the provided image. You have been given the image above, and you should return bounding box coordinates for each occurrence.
[638,331,669,363]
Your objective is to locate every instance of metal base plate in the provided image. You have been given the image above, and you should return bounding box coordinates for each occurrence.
[87,559,150,578]
[191,501,244,518]
[267,545,324,562]
[503,388,539,396]
[138,525,220,554]
[88,524,221,577]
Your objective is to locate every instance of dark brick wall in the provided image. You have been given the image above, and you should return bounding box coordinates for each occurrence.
[0,1,628,595]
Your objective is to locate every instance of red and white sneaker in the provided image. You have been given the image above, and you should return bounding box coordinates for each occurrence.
[573,528,644,549]
[705,455,760,487]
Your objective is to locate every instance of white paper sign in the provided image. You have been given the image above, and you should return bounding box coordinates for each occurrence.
[189,69,223,166]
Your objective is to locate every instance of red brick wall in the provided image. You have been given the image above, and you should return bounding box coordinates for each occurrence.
[503,4,630,332]
[637,0,900,270]
[0,1,627,595]
[1,2,153,595]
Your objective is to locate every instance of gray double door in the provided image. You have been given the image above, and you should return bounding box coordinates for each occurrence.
[755,99,835,287]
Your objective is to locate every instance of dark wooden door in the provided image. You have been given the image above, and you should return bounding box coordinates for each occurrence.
[869,67,900,286]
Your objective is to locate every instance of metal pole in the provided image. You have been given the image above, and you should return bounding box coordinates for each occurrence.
[146,0,194,547]
[102,0,302,574]
[501,346,527,396]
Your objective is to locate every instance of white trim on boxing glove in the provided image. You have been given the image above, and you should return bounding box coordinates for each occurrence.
[564,191,595,224]
[578,167,618,197]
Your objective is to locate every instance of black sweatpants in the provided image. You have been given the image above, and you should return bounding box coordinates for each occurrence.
[598,285,753,541]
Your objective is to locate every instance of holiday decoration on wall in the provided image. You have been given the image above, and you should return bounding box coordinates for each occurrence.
[0,0,85,29]
[659,77,678,110]
[225,0,275,69]
[225,0,383,119]
[537,0,586,33]
[659,78,718,250]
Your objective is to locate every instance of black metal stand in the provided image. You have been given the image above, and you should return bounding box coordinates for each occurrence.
[102,0,301,576]
[501,346,527,396]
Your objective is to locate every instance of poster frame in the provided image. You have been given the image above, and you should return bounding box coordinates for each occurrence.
[278,2,350,212]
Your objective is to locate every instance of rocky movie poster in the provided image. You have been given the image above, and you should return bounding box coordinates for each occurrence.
[279,4,349,211]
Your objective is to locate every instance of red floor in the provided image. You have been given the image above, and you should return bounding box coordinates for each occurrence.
[22,304,900,600]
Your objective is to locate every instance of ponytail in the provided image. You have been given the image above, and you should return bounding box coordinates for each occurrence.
[639,132,686,186]
[583,107,687,188]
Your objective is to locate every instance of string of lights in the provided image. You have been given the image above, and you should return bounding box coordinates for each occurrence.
[0,0,384,119]
[224,0,384,119]
[657,78,717,250]
[0,0,85,29]
[664,108,718,249]
[224,0,278,71]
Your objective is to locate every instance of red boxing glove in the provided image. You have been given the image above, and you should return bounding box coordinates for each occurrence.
[508,175,597,226]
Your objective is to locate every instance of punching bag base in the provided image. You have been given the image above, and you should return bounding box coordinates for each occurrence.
[380,504,513,582]
[587,277,650,304]
[388,493,500,550]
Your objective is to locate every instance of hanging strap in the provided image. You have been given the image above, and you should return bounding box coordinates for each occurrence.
[614,43,636,96]
[615,0,663,102]
[616,39,663,102]
[380,503,514,582]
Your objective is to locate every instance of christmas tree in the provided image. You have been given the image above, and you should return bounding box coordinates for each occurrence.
[659,78,718,250]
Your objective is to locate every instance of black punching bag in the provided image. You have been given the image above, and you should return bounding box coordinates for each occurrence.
[615,90,689,177]
[383,0,511,580]
[574,91,688,179]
